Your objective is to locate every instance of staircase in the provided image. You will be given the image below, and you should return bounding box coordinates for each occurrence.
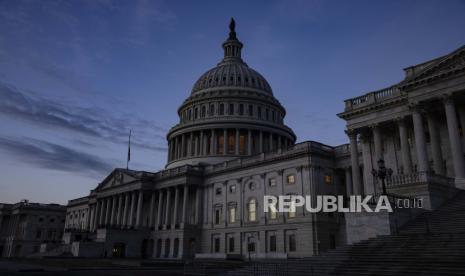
[226,191,465,275]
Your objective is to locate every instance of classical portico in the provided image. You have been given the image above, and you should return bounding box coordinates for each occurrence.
[339,45,465,208]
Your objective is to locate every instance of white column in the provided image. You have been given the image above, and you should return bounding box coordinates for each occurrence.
[412,106,429,172]
[199,131,204,155]
[361,132,375,195]
[187,133,192,157]
[98,199,105,226]
[372,125,383,164]
[345,168,353,196]
[444,97,465,179]
[247,130,252,155]
[397,118,413,174]
[128,192,136,228]
[458,107,465,151]
[135,190,143,228]
[347,130,362,195]
[110,195,117,226]
[122,193,129,228]
[181,134,186,158]
[105,198,111,226]
[116,194,123,226]
[149,192,156,228]
[172,187,179,228]
[195,187,201,224]
[181,185,188,226]
[426,113,444,175]
[156,190,164,229]
[164,188,171,228]
[89,205,95,231]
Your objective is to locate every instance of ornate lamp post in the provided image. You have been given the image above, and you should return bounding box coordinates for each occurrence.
[372,159,393,195]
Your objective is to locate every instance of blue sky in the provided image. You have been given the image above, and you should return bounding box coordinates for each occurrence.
[0,0,464,204]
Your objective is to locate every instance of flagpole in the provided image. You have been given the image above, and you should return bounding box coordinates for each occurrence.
[126,130,131,170]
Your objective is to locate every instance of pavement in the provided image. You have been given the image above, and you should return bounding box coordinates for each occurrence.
[0,260,187,276]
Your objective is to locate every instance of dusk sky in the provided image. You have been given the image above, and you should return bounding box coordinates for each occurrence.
[0,0,464,204]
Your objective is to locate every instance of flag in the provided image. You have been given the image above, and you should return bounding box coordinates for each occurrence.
[127,130,131,169]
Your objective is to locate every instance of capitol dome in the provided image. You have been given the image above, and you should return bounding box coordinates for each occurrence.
[166,18,296,168]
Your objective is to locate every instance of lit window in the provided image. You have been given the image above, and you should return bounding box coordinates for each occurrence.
[229,206,236,223]
[248,199,257,222]
[287,174,295,184]
[269,207,277,220]
[324,174,332,184]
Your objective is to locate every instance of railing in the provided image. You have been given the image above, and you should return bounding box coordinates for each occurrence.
[344,86,402,111]
[386,172,455,187]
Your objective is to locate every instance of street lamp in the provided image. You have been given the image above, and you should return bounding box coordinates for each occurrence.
[372,159,393,195]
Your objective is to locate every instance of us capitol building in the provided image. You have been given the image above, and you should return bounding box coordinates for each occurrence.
[62,20,465,259]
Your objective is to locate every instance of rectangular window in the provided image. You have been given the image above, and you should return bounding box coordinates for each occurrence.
[269,207,277,220]
[229,237,235,252]
[35,229,41,239]
[215,209,221,224]
[214,238,220,253]
[257,107,262,119]
[229,206,236,223]
[266,108,269,120]
[229,103,234,115]
[287,174,295,184]
[269,178,277,187]
[217,134,224,154]
[324,174,332,184]
[215,188,222,195]
[289,234,296,252]
[248,105,253,116]
[239,104,244,115]
[228,133,235,154]
[270,235,277,252]
[239,134,246,154]
[219,104,224,115]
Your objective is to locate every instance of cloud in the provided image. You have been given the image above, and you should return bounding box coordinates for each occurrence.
[0,136,114,178]
[0,82,168,152]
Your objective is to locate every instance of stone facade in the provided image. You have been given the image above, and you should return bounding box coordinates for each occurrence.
[0,200,66,257]
[63,20,465,260]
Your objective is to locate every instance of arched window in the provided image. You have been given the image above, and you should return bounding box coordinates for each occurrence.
[248,199,257,222]
[209,104,215,116]
[201,106,206,118]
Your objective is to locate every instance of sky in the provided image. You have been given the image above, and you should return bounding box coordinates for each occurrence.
[0,0,464,204]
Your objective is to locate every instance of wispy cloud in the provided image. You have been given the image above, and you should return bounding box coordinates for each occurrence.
[0,82,167,152]
[0,136,114,178]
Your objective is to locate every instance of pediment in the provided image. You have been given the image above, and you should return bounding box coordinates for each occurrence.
[96,169,138,191]
[404,46,465,86]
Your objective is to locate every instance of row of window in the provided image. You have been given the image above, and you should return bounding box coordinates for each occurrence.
[214,198,295,225]
[213,233,296,253]
[215,175,297,196]
[180,102,283,124]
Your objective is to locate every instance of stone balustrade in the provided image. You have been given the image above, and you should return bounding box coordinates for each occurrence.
[386,172,455,188]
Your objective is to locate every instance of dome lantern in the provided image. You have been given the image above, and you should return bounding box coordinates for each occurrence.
[220,18,244,65]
